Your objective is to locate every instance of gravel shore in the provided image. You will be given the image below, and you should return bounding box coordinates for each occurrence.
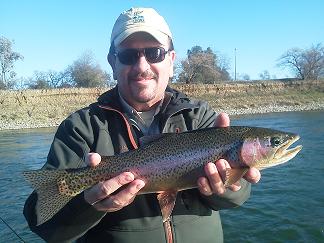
[1,102,323,131]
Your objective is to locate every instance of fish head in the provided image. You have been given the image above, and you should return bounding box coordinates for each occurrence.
[240,128,302,169]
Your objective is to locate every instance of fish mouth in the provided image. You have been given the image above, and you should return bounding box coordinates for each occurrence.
[273,135,302,165]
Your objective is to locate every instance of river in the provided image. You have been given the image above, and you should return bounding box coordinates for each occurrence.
[0,111,323,242]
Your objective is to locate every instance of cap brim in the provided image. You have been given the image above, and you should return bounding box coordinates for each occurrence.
[113,27,170,46]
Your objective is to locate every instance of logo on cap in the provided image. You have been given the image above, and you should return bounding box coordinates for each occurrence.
[132,10,145,23]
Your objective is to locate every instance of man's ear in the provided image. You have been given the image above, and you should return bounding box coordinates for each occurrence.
[169,51,176,78]
[107,53,117,80]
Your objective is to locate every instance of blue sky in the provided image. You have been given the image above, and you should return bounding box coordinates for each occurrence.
[1,0,323,81]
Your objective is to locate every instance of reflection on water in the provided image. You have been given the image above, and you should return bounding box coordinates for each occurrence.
[0,111,323,242]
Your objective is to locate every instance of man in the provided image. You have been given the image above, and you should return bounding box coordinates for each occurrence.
[24,7,260,243]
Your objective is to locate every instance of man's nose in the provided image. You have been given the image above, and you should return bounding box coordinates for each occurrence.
[132,52,150,72]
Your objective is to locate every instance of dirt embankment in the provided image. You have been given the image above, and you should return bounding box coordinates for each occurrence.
[176,80,324,115]
[1,80,324,130]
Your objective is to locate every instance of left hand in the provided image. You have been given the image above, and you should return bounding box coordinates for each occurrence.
[197,113,261,196]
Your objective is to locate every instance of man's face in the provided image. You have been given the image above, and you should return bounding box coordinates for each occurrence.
[109,32,176,111]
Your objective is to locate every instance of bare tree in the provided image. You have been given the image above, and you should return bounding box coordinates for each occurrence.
[0,36,23,89]
[69,51,111,88]
[28,71,51,89]
[277,43,324,80]
[177,46,230,83]
[240,73,250,81]
[27,69,73,89]
[259,70,271,80]
[27,51,111,89]
[179,52,219,83]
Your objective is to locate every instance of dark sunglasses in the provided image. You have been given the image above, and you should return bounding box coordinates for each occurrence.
[115,47,170,65]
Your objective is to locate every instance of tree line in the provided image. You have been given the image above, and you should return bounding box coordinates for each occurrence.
[27,51,112,89]
[1,35,323,90]
[0,36,112,90]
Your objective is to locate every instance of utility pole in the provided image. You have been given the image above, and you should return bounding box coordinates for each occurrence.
[234,48,237,81]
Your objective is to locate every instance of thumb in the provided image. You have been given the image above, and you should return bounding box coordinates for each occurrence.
[214,112,230,127]
[85,153,101,167]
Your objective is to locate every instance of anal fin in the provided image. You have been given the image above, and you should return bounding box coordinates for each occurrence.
[157,191,178,222]
[157,191,178,243]
[224,167,249,187]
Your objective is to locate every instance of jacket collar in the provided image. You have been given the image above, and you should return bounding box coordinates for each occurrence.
[97,85,198,117]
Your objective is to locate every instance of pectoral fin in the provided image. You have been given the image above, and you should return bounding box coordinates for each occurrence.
[224,168,249,187]
[157,191,178,222]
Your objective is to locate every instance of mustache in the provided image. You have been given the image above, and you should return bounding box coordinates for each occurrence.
[130,70,157,80]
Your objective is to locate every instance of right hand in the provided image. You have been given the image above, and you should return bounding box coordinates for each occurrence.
[83,153,145,212]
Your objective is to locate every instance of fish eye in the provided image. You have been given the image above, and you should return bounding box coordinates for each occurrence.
[270,137,282,147]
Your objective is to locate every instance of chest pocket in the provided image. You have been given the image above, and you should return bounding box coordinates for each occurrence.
[163,115,199,133]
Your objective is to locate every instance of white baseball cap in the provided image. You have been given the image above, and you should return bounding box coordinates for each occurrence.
[111,7,172,47]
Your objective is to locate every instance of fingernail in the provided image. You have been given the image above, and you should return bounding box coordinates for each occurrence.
[124,173,134,182]
[208,163,217,174]
[198,180,209,194]
[136,181,145,190]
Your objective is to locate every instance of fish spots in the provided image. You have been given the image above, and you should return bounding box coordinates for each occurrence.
[57,178,69,195]
[56,173,98,197]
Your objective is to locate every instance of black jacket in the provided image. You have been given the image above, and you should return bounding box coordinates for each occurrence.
[24,87,251,243]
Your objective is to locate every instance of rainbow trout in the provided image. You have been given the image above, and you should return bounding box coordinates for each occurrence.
[23,126,302,226]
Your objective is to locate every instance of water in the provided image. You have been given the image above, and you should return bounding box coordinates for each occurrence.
[223,111,324,243]
[0,111,323,242]
[0,128,55,243]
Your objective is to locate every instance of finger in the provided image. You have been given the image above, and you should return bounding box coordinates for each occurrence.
[228,181,242,192]
[216,159,242,191]
[204,162,225,195]
[198,177,212,196]
[85,153,101,167]
[95,179,145,212]
[244,167,261,184]
[215,159,227,181]
[214,112,230,127]
[84,172,134,205]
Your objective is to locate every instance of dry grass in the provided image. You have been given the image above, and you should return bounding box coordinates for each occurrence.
[0,88,106,128]
[0,80,323,130]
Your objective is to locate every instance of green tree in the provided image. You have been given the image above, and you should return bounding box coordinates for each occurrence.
[69,51,110,88]
[0,36,24,89]
[177,46,230,83]
[277,43,324,80]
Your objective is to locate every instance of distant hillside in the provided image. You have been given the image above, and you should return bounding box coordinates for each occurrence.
[1,80,324,130]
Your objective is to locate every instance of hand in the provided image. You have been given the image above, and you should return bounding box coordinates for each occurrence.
[197,113,261,196]
[83,153,145,212]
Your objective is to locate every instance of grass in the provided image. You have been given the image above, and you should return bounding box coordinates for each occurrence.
[0,81,323,129]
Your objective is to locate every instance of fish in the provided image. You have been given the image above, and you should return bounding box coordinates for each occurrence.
[23,126,302,226]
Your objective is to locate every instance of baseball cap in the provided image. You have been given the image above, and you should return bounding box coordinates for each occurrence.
[111,7,172,47]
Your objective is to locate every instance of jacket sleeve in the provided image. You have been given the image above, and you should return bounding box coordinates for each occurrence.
[23,109,108,242]
[192,100,252,210]
[200,179,251,210]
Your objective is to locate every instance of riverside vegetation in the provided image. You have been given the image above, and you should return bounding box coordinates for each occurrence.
[0,80,324,130]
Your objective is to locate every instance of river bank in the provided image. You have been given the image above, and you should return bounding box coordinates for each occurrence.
[1,80,323,130]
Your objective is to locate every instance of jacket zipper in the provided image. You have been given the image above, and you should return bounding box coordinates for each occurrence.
[98,105,138,149]
[164,218,174,243]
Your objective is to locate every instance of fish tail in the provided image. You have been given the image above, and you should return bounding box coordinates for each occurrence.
[23,169,73,225]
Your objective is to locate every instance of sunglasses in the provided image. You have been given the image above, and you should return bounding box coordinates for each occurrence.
[115,47,170,65]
